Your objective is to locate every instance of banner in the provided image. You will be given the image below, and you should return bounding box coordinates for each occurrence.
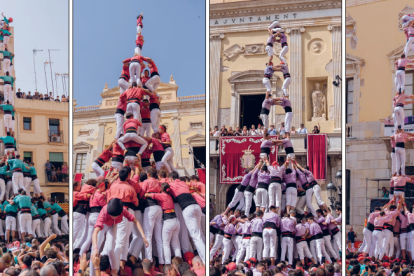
[384,116,414,136]
[197,169,206,184]
[307,134,327,181]
[219,136,279,184]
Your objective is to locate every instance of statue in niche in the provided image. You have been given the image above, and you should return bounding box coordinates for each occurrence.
[311,83,326,120]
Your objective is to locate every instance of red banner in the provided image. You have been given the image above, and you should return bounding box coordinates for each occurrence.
[219,136,279,184]
[197,169,206,184]
[307,134,327,180]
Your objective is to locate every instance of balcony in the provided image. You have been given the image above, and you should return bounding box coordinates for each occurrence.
[44,169,69,184]
[74,105,101,112]
[209,133,341,157]
[178,95,205,102]
[48,130,64,143]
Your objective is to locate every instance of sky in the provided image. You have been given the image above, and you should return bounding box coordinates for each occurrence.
[74,0,206,107]
[1,1,69,98]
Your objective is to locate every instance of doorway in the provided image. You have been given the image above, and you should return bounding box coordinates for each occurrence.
[240,94,265,129]
[192,146,206,169]
[226,184,256,214]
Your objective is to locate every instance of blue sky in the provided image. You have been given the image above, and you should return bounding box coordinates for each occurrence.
[1,1,69,98]
[74,0,206,107]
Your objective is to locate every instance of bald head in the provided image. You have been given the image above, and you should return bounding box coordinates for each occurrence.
[192,256,204,270]
[133,268,145,276]
[142,259,152,273]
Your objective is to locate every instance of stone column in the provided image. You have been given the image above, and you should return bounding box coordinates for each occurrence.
[330,25,342,132]
[171,116,182,167]
[97,123,106,152]
[210,34,225,129]
[286,27,305,130]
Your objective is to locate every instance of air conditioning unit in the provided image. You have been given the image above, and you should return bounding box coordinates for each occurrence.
[51,136,61,143]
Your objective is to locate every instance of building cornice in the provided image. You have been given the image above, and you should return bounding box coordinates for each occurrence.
[210,0,341,19]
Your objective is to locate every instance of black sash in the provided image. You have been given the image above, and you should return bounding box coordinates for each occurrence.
[260,108,270,115]
[210,225,218,234]
[366,222,374,232]
[115,108,125,115]
[313,233,323,240]
[263,221,277,229]
[282,231,294,238]
[162,211,177,221]
[261,147,270,155]
[90,206,102,213]
[283,73,291,79]
[153,150,164,162]
[58,209,66,217]
[285,147,294,154]
[252,232,263,238]
[237,184,247,192]
[150,103,160,111]
[246,185,255,193]
[322,229,330,236]
[396,142,405,148]
[284,106,292,113]
[286,183,296,189]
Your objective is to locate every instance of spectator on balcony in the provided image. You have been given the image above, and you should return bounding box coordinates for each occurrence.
[33,92,40,100]
[16,88,22,99]
[62,162,68,181]
[249,124,258,136]
[51,168,57,182]
[312,123,321,134]
[382,187,390,198]
[268,124,277,135]
[55,96,60,102]
[44,160,54,182]
[241,126,249,136]
[290,126,296,134]
[22,92,26,99]
[234,126,242,136]
[278,122,286,135]
[227,126,234,136]
[44,93,49,101]
[256,125,264,135]
[56,167,62,183]
[298,123,308,134]
[26,91,33,99]
[220,128,228,136]
[48,92,54,101]
[62,95,68,102]
[211,126,219,137]
[39,93,44,100]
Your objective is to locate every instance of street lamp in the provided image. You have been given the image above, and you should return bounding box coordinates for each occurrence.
[326,181,337,211]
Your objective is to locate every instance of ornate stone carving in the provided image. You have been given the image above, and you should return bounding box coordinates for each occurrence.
[106,99,118,106]
[106,127,113,134]
[160,94,172,100]
[399,6,414,31]
[325,60,333,77]
[223,44,245,60]
[308,39,325,54]
[245,44,266,55]
[78,129,92,136]
[272,43,283,56]
[311,83,326,121]
[346,13,358,50]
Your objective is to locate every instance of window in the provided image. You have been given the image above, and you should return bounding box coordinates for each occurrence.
[346,169,350,225]
[346,79,353,124]
[75,153,87,173]
[49,119,60,136]
[404,72,414,116]
[23,118,31,130]
[51,193,65,203]
[23,152,32,163]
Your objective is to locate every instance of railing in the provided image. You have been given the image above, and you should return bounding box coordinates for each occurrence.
[49,130,63,143]
[74,105,101,112]
[45,169,69,184]
[178,95,205,102]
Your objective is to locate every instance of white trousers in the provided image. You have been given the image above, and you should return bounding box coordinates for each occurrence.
[396,146,406,175]
[114,113,125,139]
[129,211,144,259]
[140,122,152,137]
[3,37,9,47]
[297,241,313,260]
[255,188,268,208]
[315,238,332,264]
[146,75,161,92]
[380,229,393,259]
[174,202,192,253]
[113,208,134,271]
[126,102,141,121]
[228,188,245,209]
[4,84,12,106]
[60,215,69,234]
[236,238,251,264]
[0,179,4,202]
[333,230,342,252]
[43,217,52,237]
[73,212,86,245]
[286,187,297,206]
[129,63,142,85]
[5,216,15,231]
[391,152,397,175]
[404,37,414,56]
[372,230,383,258]
[279,45,289,64]
[79,212,99,255]
[4,114,12,132]
[183,204,205,264]
[161,147,177,173]
[295,195,306,215]
[395,70,406,93]
[19,213,32,234]
[266,45,273,57]
[282,77,291,96]
[260,114,269,129]
[263,228,278,258]
[11,119,14,132]
[281,237,294,264]
[285,112,293,133]
[244,191,254,216]
[111,161,123,172]
[32,178,42,194]
[143,205,164,263]
[118,78,129,94]
[313,184,325,206]
[393,236,401,258]
[394,106,405,133]
[3,59,10,73]
[134,46,142,56]
[24,177,31,197]
[362,228,373,254]
[401,232,408,250]
[210,234,224,259]
[268,182,282,215]
[90,224,117,276]
[117,133,148,155]
[263,78,272,92]
[150,108,161,133]
[32,219,42,238]
[323,235,338,259]
[12,172,23,195]
[163,217,181,264]
[91,162,105,178]
[305,188,317,217]
[249,236,263,261]
[222,238,233,264]
[51,214,61,235]
[5,181,12,202]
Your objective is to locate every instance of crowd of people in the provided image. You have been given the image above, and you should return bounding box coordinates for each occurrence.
[15,90,69,102]
[211,123,321,137]
[209,20,341,276]
[72,13,206,276]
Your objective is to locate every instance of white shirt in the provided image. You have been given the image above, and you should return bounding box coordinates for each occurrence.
[249,130,258,136]
[279,127,286,135]
[213,131,220,137]
[298,127,308,134]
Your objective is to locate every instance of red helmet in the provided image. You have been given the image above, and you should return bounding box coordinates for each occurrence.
[8,18,12,23]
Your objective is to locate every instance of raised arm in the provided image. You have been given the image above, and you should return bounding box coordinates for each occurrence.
[39,233,57,258]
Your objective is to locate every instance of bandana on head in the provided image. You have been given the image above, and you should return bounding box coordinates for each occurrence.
[159,126,166,132]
